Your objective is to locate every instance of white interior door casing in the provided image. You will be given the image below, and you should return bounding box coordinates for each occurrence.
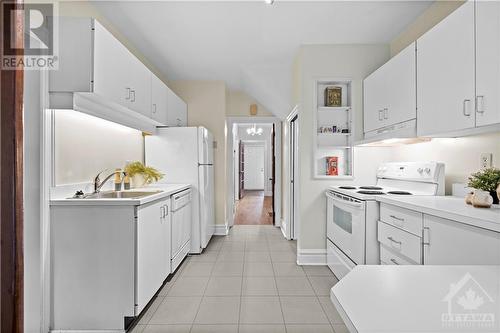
[244,144,265,190]
[417,0,475,136]
[475,0,500,127]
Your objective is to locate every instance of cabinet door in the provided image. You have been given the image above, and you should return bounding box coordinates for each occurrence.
[136,200,167,314]
[417,1,475,136]
[475,0,500,127]
[93,21,131,106]
[151,74,168,124]
[363,67,387,133]
[384,42,416,127]
[128,55,152,118]
[167,87,188,127]
[423,215,500,265]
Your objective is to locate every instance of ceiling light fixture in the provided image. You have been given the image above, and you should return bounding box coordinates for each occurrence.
[246,124,263,136]
[265,0,275,5]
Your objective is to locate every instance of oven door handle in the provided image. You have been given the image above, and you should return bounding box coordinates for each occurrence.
[326,192,364,208]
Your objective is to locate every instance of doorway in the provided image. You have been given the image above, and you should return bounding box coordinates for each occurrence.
[234,125,273,225]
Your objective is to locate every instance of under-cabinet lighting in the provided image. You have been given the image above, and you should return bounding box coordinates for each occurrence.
[357,137,432,147]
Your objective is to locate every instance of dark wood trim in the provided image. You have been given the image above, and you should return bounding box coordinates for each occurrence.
[1,0,24,331]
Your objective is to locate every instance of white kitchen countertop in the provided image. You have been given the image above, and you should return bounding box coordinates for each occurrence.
[50,183,191,206]
[331,265,500,333]
[376,195,500,232]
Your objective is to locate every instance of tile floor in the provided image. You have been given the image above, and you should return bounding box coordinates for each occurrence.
[131,225,348,333]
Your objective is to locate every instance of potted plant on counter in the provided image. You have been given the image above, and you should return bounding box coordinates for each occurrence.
[124,161,164,188]
[468,167,500,205]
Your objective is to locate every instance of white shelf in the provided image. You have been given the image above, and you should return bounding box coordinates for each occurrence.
[318,106,351,112]
[313,78,354,179]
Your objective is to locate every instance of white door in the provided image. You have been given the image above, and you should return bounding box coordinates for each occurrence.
[363,42,416,133]
[166,87,187,127]
[93,21,130,107]
[423,215,500,265]
[136,199,168,314]
[417,0,475,136]
[151,73,168,124]
[244,144,265,190]
[127,55,152,117]
[475,0,500,127]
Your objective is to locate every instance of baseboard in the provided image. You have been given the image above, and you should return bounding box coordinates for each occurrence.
[297,249,327,265]
[214,224,229,236]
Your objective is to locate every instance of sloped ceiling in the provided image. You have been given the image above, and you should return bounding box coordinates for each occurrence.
[90,0,432,119]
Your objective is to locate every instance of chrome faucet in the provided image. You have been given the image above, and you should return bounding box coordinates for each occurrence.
[93,170,126,193]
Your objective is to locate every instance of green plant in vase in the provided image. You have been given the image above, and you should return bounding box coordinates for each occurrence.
[124,161,164,188]
[468,167,500,204]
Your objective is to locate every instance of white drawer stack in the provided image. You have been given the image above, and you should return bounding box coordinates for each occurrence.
[378,203,423,265]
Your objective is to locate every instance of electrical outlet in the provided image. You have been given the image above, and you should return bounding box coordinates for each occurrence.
[480,153,492,168]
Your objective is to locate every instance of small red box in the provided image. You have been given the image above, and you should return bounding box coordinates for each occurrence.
[326,156,338,176]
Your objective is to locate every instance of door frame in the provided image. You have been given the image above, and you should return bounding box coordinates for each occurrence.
[225,117,282,230]
[1,1,25,330]
[284,106,299,240]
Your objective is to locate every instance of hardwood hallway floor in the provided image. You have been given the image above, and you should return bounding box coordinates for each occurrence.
[234,191,273,225]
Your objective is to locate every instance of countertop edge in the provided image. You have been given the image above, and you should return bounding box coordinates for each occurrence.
[49,184,191,206]
[376,196,500,233]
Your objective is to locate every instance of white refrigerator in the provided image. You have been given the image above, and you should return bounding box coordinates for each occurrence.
[145,127,215,253]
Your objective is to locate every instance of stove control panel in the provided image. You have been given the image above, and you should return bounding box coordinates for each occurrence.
[377,162,444,183]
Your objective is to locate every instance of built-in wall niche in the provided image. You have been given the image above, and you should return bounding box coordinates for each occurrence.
[313,79,353,178]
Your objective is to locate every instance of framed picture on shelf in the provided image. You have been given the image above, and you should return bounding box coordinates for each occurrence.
[326,156,338,176]
[324,86,342,107]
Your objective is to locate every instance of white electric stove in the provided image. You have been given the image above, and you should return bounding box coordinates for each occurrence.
[325,162,445,279]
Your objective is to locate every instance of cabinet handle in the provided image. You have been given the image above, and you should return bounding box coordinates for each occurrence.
[423,227,430,246]
[160,206,165,219]
[177,118,181,126]
[387,236,402,245]
[125,87,131,100]
[152,103,157,114]
[131,90,136,102]
[476,95,485,114]
[378,110,383,121]
[463,99,471,116]
[390,258,399,265]
[164,205,168,216]
[383,108,388,120]
[390,214,404,222]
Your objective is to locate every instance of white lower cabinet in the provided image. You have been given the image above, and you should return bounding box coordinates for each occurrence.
[136,198,170,314]
[423,215,500,265]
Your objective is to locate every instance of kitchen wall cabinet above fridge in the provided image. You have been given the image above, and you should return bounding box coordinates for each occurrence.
[417,0,500,137]
[49,17,187,133]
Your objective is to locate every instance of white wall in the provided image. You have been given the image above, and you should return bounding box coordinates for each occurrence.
[53,111,143,186]
[293,44,391,252]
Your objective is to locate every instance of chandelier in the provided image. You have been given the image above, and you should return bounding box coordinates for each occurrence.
[246,124,263,136]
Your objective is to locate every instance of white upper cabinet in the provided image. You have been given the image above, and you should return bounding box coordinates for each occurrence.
[166,86,188,127]
[151,74,168,124]
[363,42,416,134]
[49,17,188,131]
[475,0,500,127]
[417,1,476,136]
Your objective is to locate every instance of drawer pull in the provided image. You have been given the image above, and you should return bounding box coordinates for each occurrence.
[387,236,402,245]
[390,215,404,222]
[390,258,399,265]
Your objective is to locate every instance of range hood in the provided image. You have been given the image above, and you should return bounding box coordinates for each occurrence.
[355,119,430,146]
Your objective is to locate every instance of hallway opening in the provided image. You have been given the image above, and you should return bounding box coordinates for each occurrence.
[234,191,273,225]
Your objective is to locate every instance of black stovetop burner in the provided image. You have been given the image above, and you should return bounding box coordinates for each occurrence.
[359,186,383,190]
[357,190,386,195]
[387,191,413,195]
[339,186,357,190]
